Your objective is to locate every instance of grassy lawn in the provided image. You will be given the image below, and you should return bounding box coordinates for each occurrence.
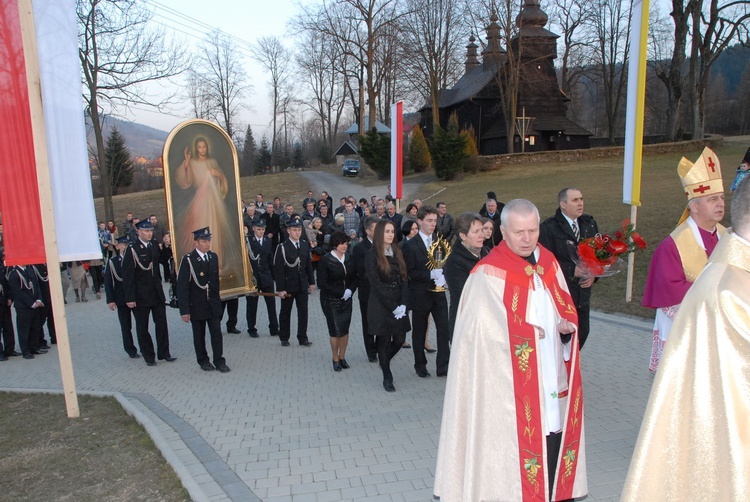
[0,392,190,502]
[411,138,747,318]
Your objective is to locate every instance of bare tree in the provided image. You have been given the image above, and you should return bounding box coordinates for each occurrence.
[688,0,750,138]
[78,0,184,222]
[399,0,465,126]
[193,30,250,142]
[252,36,292,157]
[588,0,632,143]
[547,0,592,98]
[186,69,214,120]
[295,29,348,161]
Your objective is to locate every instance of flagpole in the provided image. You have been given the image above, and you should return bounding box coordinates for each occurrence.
[622,0,650,303]
[18,0,79,418]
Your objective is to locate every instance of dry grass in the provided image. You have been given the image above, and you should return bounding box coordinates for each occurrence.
[0,392,190,502]
[411,138,747,318]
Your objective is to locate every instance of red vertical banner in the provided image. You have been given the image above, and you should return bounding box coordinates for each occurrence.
[390,101,403,200]
[0,0,45,265]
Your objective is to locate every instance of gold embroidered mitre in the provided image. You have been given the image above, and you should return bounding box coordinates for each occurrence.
[677,147,724,224]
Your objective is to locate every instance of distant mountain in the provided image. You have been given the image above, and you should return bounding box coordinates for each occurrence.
[86,116,169,159]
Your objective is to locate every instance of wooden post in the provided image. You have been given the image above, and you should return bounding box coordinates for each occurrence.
[18,0,79,418]
[625,205,638,303]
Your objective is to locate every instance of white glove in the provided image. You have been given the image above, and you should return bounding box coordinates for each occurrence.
[434,276,447,288]
[342,289,352,300]
[392,305,406,319]
[430,269,444,281]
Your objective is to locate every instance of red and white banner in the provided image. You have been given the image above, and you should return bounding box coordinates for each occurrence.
[390,101,403,200]
[0,0,99,265]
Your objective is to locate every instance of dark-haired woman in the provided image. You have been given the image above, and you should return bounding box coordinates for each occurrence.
[317,231,357,371]
[366,220,411,392]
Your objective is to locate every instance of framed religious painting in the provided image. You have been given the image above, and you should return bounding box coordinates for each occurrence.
[163,119,254,298]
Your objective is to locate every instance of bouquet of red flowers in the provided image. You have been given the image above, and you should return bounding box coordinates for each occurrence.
[568,219,647,278]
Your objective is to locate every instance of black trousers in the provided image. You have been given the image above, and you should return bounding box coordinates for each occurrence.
[377,333,405,381]
[221,298,239,330]
[0,303,16,356]
[546,432,573,501]
[39,304,56,343]
[116,305,137,357]
[411,291,450,374]
[246,286,279,335]
[15,307,42,356]
[90,265,103,293]
[191,317,224,366]
[577,304,591,350]
[132,303,170,363]
[279,291,309,343]
[358,294,377,359]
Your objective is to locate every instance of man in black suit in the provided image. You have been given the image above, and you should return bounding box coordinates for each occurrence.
[0,260,17,360]
[122,219,174,366]
[246,219,279,338]
[384,203,404,242]
[539,187,599,349]
[274,215,315,347]
[177,227,229,372]
[31,263,54,348]
[262,202,281,250]
[353,215,380,362]
[104,236,139,359]
[7,265,46,359]
[402,206,451,377]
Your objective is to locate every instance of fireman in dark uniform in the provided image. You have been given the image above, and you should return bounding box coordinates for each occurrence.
[104,236,139,358]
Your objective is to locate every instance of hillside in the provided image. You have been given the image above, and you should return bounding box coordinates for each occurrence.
[86,116,169,158]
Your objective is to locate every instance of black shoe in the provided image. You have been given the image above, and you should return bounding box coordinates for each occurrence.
[368,355,378,363]
[51,339,57,345]
[39,343,50,350]
[383,380,396,392]
[31,349,48,355]
[129,353,141,359]
[201,363,215,371]
[333,360,342,372]
[281,341,290,347]
[270,331,280,337]
[8,351,21,357]
[0,354,8,361]
[436,371,448,377]
[216,363,231,373]
[227,327,241,334]
[160,356,177,362]
[339,359,350,369]
[248,331,259,338]
[23,354,34,360]
[416,369,431,378]
[146,360,156,366]
[425,348,437,353]
[300,340,313,347]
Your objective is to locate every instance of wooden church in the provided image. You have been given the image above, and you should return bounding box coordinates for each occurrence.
[419,0,591,155]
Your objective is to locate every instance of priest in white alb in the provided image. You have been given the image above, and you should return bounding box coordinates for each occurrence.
[434,199,587,502]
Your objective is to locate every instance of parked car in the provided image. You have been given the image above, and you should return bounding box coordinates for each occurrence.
[342,159,360,177]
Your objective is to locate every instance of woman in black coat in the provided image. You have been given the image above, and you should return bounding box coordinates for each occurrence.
[317,231,357,371]
[365,220,411,392]
[444,213,486,342]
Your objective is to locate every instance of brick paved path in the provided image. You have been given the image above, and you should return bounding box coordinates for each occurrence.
[1,288,655,502]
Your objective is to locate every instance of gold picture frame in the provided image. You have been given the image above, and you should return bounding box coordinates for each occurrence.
[163,119,254,298]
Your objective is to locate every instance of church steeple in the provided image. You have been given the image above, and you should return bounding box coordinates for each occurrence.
[482,13,506,68]
[516,0,549,29]
[465,35,479,74]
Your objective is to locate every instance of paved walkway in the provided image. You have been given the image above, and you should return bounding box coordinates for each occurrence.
[1,289,655,501]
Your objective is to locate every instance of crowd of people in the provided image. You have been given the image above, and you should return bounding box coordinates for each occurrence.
[3,147,748,501]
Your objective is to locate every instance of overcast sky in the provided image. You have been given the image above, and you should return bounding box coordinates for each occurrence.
[124,0,303,137]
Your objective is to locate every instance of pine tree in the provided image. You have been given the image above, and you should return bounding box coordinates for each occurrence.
[241,125,256,176]
[409,125,431,172]
[104,126,134,194]
[461,127,480,174]
[292,142,305,168]
[429,113,467,180]
[256,136,272,174]
[359,128,390,179]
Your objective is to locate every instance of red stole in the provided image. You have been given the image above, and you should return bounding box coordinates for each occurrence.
[481,243,584,501]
